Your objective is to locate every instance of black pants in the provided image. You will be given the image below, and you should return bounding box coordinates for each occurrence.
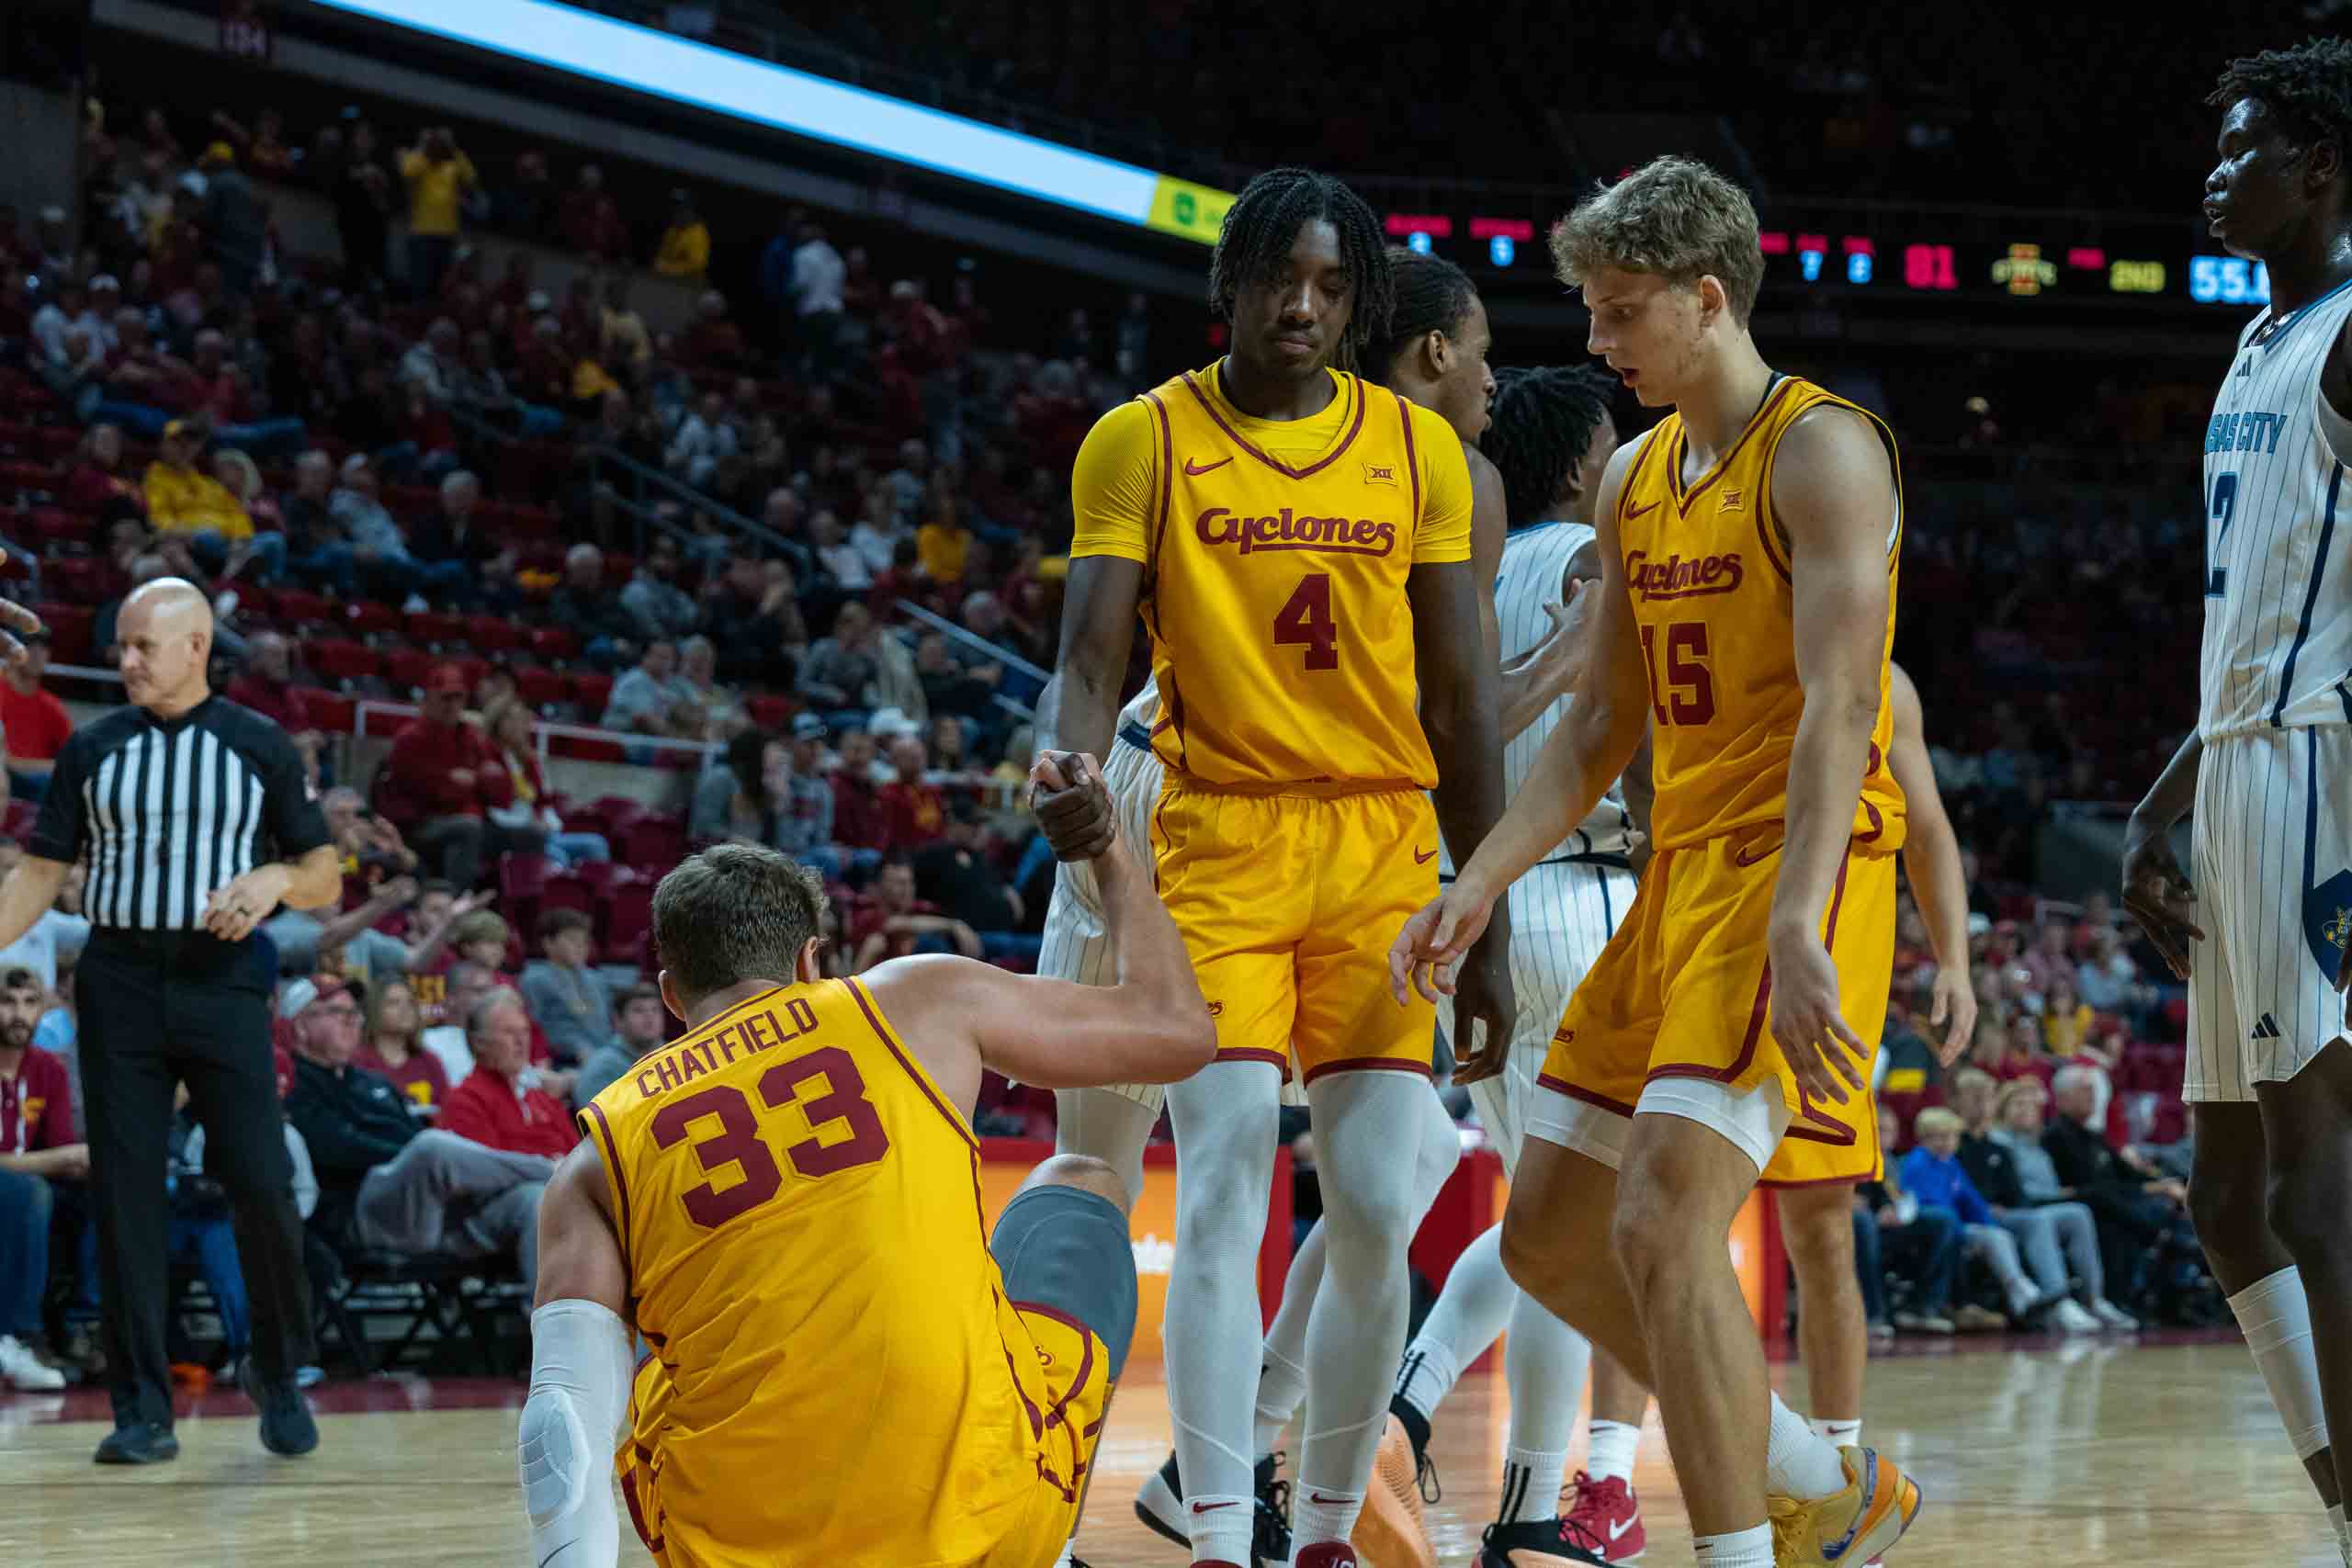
[77,931,313,1428]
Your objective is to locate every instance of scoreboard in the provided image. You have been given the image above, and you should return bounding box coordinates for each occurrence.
[1382,211,2264,310]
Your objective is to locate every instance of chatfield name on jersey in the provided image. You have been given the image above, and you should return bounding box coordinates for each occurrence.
[1193,504,1399,558]
[628,993,822,1100]
[1626,547,1746,602]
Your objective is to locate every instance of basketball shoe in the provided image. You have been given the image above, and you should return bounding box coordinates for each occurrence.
[1474,1517,1610,1566]
[1134,1449,1294,1567]
[1355,1413,1437,1568]
[1559,1470,1645,1563]
[1766,1446,1920,1566]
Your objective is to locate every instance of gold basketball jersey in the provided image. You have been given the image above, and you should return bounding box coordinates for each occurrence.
[1128,365,1471,788]
[1613,376,1907,852]
[581,978,1059,1563]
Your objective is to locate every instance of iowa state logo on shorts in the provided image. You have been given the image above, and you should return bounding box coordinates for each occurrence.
[2305,870,2352,972]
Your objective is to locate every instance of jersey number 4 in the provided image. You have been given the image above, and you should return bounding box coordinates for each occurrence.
[1639,621,1717,726]
[650,1046,891,1228]
[1273,573,1340,670]
[2207,470,2237,598]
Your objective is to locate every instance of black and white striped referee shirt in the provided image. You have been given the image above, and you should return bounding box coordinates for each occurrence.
[26,697,330,931]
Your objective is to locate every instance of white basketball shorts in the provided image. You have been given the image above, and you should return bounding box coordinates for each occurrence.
[1440,858,1637,1178]
[2186,723,2352,1102]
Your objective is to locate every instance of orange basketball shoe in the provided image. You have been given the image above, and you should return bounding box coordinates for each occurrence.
[1767,1447,1920,1566]
[1351,1415,1436,1568]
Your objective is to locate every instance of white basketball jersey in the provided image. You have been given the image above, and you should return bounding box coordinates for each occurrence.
[1116,676,1162,740]
[1439,520,1637,876]
[2200,276,2352,739]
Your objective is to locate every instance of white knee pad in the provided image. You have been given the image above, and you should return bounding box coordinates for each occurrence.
[520,1299,633,1568]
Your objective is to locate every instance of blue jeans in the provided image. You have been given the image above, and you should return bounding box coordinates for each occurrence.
[215,418,307,459]
[281,541,357,597]
[1883,1204,1962,1315]
[170,1213,250,1360]
[545,831,610,868]
[796,844,843,882]
[978,931,1042,964]
[516,402,565,436]
[0,1168,52,1337]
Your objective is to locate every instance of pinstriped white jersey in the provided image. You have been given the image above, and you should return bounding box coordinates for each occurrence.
[2200,276,2352,738]
[1440,520,1637,877]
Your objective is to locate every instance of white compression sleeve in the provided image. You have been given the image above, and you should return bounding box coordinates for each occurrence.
[521,1299,635,1568]
[1053,1086,1159,1208]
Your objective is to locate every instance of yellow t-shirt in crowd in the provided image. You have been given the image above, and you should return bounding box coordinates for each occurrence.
[397,149,477,237]
[142,463,253,539]
[654,221,711,278]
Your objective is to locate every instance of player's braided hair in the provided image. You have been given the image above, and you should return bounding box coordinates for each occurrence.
[1208,167,1392,368]
[1482,365,1620,529]
[1363,246,1480,384]
[2211,37,2352,156]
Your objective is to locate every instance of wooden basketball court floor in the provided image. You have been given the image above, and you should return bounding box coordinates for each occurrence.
[2,1332,2335,1565]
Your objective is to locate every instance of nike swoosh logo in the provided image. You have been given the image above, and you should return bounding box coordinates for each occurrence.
[1733,837,1783,867]
[1184,456,1234,476]
[1611,1517,1638,1540]
[1413,847,1437,864]
[1308,1491,1353,1505]
[1626,499,1660,518]
[1191,1499,1239,1513]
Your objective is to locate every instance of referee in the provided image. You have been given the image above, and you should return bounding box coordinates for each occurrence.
[0,580,340,1464]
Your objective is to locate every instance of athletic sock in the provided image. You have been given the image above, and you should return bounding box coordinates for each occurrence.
[1807,1416,1862,1449]
[1183,1495,1252,1567]
[1587,1418,1642,1486]
[1392,1337,1460,1443]
[1255,1348,1308,1455]
[1691,1523,1774,1567]
[1291,1488,1366,1556]
[1765,1393,1849,1500]
[2228,1267,2330,1461]
[1501,1448,1568,1524]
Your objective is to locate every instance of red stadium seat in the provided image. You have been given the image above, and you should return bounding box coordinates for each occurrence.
[744,694,797,731]
[32,604,92,665]
[45,557,105,604]
[344,598,401,637]
[384,649,438,694]
[274,589,333,626]
[620,818,686,873]
[528,626,579,662]
[409,612,467,648]
[27,508,80,548]
[554,735,628,764]
[498,853,557,903]
[514,667,572,710]
[300,689,356,735]
[571,672,614,714]
[600,883,654,964]
[307,640,382,686]
[464,615,522,653]
[571,860,635,900]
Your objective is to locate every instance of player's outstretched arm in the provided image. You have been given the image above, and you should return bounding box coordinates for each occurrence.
[869,754,1215,1101]
[1885,662,1975,1062]
[2121,730,2208,981]
[1765,405,1898,1105]
[519,1142,632,1568]
[1496,540,1603,742]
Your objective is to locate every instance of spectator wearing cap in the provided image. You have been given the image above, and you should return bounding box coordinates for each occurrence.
[279,976,554,1290]
[437,989,576,1164]
[375,663,541,888]
[0,964,85,1390]
[396,127,476,299]
[197,141,266,297]
[225,632,325,789]
[0,632,74,805]
[619,535,697,645]
[142,419,254,571]
[569,982,669,1110]
[519,909,617,1069]
[653,190,709,280]
[547,544,639,671]
[479,697,610,870]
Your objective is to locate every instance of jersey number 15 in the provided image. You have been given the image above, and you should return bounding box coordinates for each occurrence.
[1639,621,1718,726]
[650,1046,891,1229]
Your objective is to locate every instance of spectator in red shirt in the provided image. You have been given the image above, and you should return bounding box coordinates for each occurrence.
[556,164,627,258]
[226,631,323,788]
[354,977,449,1120]
[878,733,948,853]
[437,989,576,1161]
[374,663,541,888]
[830,727,888,850]
[0,964,85,1388]
[679,289,749,372]
[848,858,978,971]
[62,423,148,527]
[1,632,74,806]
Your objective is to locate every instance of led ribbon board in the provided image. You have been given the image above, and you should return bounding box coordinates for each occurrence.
[308,0,1236,243]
